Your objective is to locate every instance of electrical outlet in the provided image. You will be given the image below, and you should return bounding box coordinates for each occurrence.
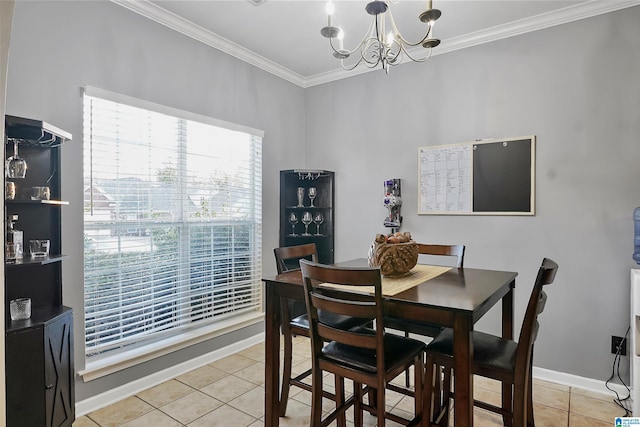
[611,336,627,356]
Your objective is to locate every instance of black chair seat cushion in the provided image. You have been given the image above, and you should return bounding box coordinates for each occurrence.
[290,311,369,332]
[288,300,307,319]
[427,328,518,373]
[385,316,444,338]
[322,327,425,373]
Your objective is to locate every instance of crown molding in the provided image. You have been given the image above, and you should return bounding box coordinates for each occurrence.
[112,0,640,89]
[110,0,307,87]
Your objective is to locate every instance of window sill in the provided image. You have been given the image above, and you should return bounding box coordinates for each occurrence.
[79,311,264,382]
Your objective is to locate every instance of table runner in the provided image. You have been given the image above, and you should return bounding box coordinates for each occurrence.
[320,264,451,296]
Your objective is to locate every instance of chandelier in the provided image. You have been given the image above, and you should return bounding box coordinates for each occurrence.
[320,0,442,73]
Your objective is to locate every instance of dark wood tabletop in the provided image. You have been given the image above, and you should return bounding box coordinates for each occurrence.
[263,259,518,427]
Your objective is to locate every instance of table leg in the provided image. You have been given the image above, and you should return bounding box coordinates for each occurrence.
[502,283,515,424]
[502,282,514,340]
[453,313,473,426]
[265,282,281,427]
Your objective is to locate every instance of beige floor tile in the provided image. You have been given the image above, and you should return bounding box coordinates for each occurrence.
[120,409,183,427]
[569,392,624,423]
[234,361,267,385]
[200,374,257,402]
[533,382,570,411]
[532,403,569,427]
[136,379,194,407]
[72,416,100,427]
[88,396,154,427]
[569,413,613,427]
[228,386,266,418]
[277,398,314,427]
[187,403,257,427]
[533,377,570,393]
[159,390,224,424]
[472,407,503,427]
[210,354,257,374]
[238,344,265,362]
[472,385,502,407]
[570,386,621,402]
[473,376,502,393]
[176,365,228,389]
[248,420,264,427]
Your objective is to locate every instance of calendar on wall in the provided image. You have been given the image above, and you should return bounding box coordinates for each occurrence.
[418,136,535,215]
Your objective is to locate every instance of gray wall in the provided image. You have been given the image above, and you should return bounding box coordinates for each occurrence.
[305,6,640,381]
[6,0,640,402]
[6,1,305,400]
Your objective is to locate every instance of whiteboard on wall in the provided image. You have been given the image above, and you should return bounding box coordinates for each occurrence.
[418,136,535,215]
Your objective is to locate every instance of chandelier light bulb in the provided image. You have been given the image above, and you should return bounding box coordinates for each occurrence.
[385,31,394,47]
[325,1,335,16]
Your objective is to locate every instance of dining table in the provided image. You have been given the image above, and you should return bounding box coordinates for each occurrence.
[262,258,518,427]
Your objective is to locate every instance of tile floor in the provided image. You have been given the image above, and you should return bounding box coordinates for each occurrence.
[73,335,629,427]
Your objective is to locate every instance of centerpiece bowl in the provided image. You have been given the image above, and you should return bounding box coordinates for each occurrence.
[368,232,418,277]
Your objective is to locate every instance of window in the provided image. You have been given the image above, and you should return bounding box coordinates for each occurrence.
[83,87,263,361]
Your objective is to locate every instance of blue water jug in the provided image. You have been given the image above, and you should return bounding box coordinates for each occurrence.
[634,207,640,264]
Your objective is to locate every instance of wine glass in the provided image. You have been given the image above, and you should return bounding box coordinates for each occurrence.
[313,212,324,235]
[308,187,317,207]
[288,212,298,236]
[301,211,312,236]
[6,141,27,179]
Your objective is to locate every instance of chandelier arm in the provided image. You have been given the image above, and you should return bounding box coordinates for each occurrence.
[397,43,433,64]
[387,9,435,47]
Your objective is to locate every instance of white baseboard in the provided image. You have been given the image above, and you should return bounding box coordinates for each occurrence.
[76,337,631,417]
[75,332,265,417]
[533,366,631,399]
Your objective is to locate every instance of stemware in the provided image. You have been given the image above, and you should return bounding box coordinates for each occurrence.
[301,211,313,236]
[313,212,324,235]
[288,212,299,236]
[297,187,305,207]
[6,141,27,179]
[308,187,317,207]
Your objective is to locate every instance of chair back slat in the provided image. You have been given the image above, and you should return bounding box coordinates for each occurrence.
[416,244,465,268]
[515,258,558,379]
[300,259,385,371]
[311,292,377,318]
[274,243,318,274]
[317,324,378,350]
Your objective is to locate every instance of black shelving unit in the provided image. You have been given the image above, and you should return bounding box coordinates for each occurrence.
[4,115,75,427]
[279,170,334,266]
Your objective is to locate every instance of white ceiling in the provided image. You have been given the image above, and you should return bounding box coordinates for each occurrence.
[114,0,640,87]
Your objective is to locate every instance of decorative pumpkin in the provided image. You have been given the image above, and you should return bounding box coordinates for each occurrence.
[368,232,418,277]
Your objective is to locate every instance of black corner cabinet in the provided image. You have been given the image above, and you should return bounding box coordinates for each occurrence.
[279,170,334,266]
[4,115,75,427]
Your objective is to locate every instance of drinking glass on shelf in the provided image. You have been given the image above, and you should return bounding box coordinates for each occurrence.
[6,141,27,179]
[301,211,312,236]
[308,187,317,207]
[297,187,305,207]
[289,212,299,236]
[313,212,324,235]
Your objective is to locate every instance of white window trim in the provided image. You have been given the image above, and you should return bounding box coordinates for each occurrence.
[81,85,265,378]
[79,311,264,382]
[83,85,264,138]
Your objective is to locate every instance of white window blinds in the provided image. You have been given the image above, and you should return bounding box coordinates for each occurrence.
[83,87,263,358]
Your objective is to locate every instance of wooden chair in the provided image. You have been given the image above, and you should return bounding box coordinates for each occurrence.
[300,259,425,427]
[424,258,558,427]
[274,244,366,417]
[385,244,465,386]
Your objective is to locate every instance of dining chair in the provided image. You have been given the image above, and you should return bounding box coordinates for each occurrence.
[385,244,465,386]
[299,259,426,427]
[273,244,367,417]
[423,257,558,427]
